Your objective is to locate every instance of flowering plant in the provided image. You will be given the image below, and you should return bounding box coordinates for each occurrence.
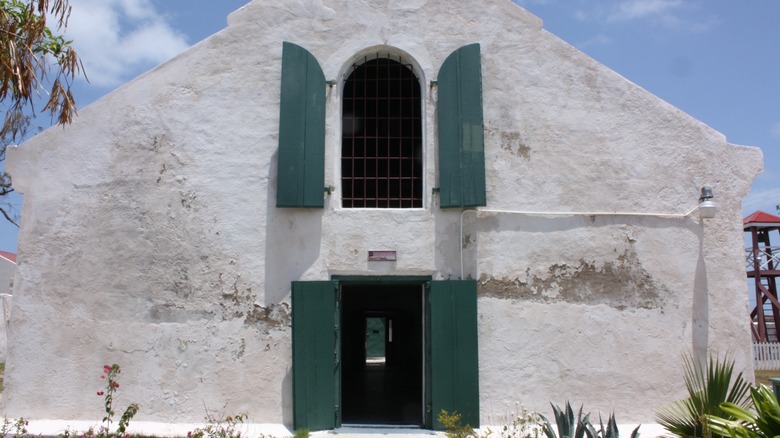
[96,364,139,438]
[0,417,31,438]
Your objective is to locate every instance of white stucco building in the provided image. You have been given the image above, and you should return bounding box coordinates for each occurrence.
[2,0,763,432]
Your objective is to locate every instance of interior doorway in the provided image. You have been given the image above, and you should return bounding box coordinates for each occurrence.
[291,279,478,431]
[340,282,424,426]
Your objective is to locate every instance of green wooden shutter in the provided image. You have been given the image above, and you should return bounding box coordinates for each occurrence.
[429,280,480,429]
[292,281,340,430]
[437,43,487,208]
[277,42,326,208]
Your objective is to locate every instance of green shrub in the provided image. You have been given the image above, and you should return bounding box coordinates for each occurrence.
[706,385,780,438]
[656,353,751,438]
[439,409,477,438]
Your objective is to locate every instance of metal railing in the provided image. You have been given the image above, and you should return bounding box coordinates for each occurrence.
[746,246,780,271]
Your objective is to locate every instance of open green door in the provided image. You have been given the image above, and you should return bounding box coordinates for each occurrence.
[292,281,340,430]
[429,280,480,429]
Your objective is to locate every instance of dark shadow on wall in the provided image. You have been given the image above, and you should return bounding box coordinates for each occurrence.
[263,149,325,306]
[282,368,293,428]
[692,220,709,360]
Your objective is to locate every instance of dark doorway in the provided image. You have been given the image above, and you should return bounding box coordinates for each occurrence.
[341,283,424,425]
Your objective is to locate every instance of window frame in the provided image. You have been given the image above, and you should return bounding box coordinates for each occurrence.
[335,49,429,210]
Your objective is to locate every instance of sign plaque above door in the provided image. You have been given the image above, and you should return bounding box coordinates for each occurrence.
[368,250,397,261]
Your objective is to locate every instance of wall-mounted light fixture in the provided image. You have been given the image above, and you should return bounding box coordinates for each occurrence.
[698,186,717,219]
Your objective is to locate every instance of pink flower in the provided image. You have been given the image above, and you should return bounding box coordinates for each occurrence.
[125,434,130,438]
[100,375,105,379]
[103,365,112,373]
[97,391,104,396]
[112,382,119,388]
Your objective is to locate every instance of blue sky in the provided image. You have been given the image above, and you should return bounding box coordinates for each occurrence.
[0,0,778,253]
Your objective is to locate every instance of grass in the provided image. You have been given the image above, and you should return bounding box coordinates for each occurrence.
[756,369,780,388]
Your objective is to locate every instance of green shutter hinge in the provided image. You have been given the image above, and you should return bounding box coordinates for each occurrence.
[325,80,336,87]
[432,187,440,194]
[325,185,334,194]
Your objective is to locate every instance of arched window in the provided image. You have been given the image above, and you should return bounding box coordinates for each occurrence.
[341,57,422,208]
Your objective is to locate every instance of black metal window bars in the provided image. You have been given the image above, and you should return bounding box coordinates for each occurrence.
[342,57,422,208]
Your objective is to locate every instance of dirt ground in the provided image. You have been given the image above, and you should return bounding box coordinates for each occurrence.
[755,369,780,388]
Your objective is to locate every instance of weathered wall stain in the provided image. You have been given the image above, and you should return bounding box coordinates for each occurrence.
[494,130,532,161]
[245,303,291,333]
[478,250,667,310]
[516,142,531,160]
[218,277,292,332]
[463,233,473,249]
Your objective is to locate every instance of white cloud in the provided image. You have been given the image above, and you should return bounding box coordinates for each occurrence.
[512,0,553,6]
[561,0,715,32]
[65,0,190,87]
[608,0,684,22]
[576,34,612,49]
[608,0,716,32]
[742,185,780,215]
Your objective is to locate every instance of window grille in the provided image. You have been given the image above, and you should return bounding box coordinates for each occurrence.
[342,57,422,208]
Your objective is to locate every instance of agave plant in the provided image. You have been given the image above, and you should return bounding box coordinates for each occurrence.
[539,401,593,438]
[655,353,751,438]
[706,385,780,438]
[586,413,640,438]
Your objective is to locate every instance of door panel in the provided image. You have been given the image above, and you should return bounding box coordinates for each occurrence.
[429,280,480,428]
[292,281,339,430]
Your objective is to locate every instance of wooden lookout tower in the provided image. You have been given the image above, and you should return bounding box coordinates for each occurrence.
[745,210,780,342]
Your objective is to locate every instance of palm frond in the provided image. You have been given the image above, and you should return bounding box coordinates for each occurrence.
[656,352,751,438]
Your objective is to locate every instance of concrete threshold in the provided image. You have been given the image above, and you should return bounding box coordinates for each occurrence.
[20,420,668,438]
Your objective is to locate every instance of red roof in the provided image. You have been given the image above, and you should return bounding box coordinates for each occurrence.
[744,211,780,229]
[0,251,16,263]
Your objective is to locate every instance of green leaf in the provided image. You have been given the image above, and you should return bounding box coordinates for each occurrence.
[656,352,751,438]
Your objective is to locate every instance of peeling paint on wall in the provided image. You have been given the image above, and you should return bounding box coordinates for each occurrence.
[215,276,291,333]
[245,303,291,333]
[478,250,668,310]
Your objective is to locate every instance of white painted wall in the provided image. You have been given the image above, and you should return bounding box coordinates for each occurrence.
[0,293,11,362]
[3,0,762,427]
